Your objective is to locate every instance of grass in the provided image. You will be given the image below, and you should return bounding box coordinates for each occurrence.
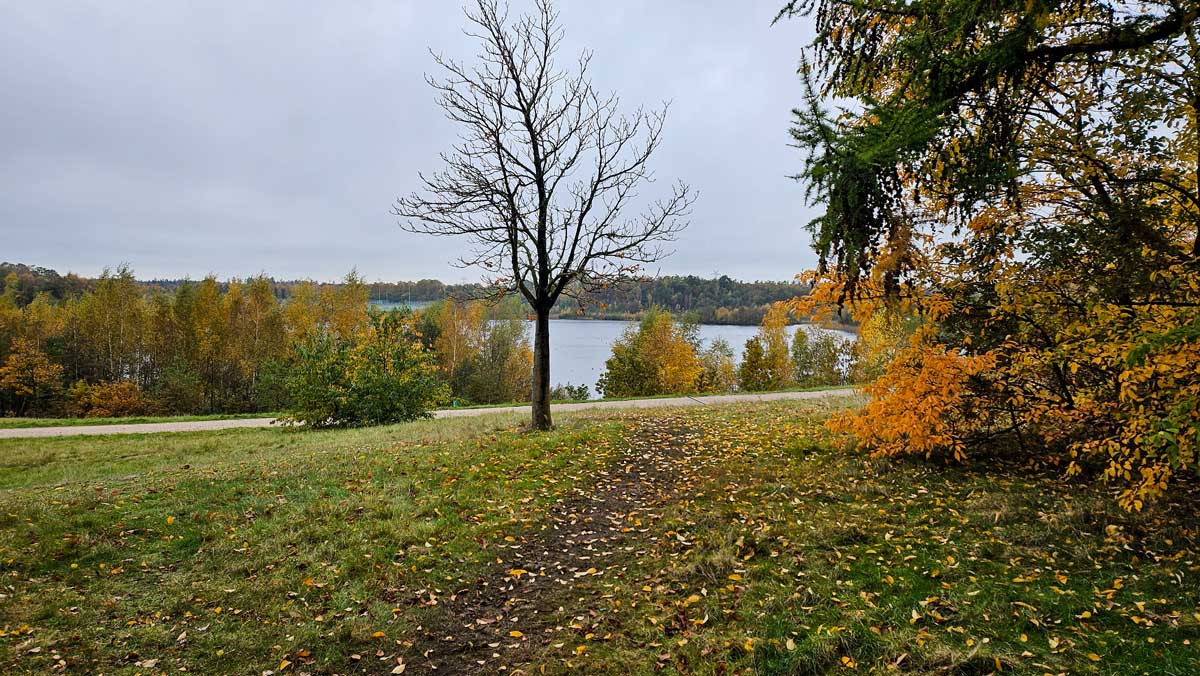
[0,385,855,427]
[1,400,1196,674]
[446,383,855,409]
[0,412,278,429]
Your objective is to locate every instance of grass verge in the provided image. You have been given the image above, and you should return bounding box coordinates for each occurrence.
[0,413,278,430]
[0,385,855,428]
[1,400,1195,675]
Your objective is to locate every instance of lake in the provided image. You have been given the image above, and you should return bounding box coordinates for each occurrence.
[373,300,855,394]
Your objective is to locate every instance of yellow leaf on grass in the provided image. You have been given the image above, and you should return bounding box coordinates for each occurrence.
[509,630,524,638]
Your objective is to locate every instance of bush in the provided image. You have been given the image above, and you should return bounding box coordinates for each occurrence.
[792,329,849,387]
[454,313,533,405]
[738,337,769,392]
[280,310,447,428]
[740,304,795,392]
[152,362,205,414]
[697,338,737,393]
[550,383,590,401]
[66,380,159,418]
[597,308,701,398]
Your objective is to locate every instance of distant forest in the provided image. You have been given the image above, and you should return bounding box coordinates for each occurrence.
[0,262,839,326]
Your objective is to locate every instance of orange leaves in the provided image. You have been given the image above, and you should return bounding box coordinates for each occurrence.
[829,325,996,461]
[0,338,63,407]
[806,222,1199,512]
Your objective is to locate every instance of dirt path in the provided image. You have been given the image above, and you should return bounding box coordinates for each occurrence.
[397,416,699,674]
[0,389,855,439]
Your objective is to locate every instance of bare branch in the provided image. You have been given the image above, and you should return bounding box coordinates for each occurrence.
[393,0,694,313]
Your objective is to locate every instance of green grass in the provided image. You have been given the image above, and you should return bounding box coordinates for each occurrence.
[542,405,1200,675]
[0,412,278,429]
[445,383,855,409]
[0,386,854,427]
[1,401,1195,674]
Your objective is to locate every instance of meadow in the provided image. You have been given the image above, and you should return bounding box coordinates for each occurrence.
[1,399,1196,675]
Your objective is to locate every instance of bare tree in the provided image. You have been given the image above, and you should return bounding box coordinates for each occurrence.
[393,0,694,430]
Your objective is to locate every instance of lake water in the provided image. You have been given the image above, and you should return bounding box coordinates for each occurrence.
[370,301,855,393]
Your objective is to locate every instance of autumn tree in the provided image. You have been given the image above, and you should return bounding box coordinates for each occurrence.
[0,274,29,363]
[0,338,63,415]
[74,266,147,385]
[737,337,769,392]
[456,300,533,404]
[423,297,533,404]
[432,299,486,389]
[697,338,738,393]
[758,303,795,390]
[781,0,1200,508]
[393,0,694,429]
[597,308,701,398]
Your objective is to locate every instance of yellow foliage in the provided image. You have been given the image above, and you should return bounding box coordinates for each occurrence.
[597,308,701,397]
[810,250,1199,510]
[66,380,158,418]
[434,298,485,378]
[757,303,794,389]
[0,338,64,412]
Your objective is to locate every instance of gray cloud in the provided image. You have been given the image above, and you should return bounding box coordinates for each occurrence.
[1,1,818,282]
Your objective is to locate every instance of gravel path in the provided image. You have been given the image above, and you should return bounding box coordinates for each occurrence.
[0,388,857,439]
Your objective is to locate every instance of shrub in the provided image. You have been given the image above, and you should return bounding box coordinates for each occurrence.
[67,380,159,418]
[792,329,849,387]
[455,313,533,405]
[740,304,796,392]
[280,310,447,428]
[550,383,590,401]
[738,337,769,392]
[152,362,205,414]
[697,339,737,393]
[597,308,701,398]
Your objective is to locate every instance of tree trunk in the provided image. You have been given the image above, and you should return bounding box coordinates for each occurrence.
[531,308,552,430]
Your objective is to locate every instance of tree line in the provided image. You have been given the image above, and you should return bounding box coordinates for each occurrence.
[0,266,541,420]
[0,261,861,421]
[1,262,827,326]
[552,275,830,326]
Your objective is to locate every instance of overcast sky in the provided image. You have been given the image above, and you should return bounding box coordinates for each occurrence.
[2,1,819,283]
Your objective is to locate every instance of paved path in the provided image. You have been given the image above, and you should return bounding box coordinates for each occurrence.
[0,388,857,439]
